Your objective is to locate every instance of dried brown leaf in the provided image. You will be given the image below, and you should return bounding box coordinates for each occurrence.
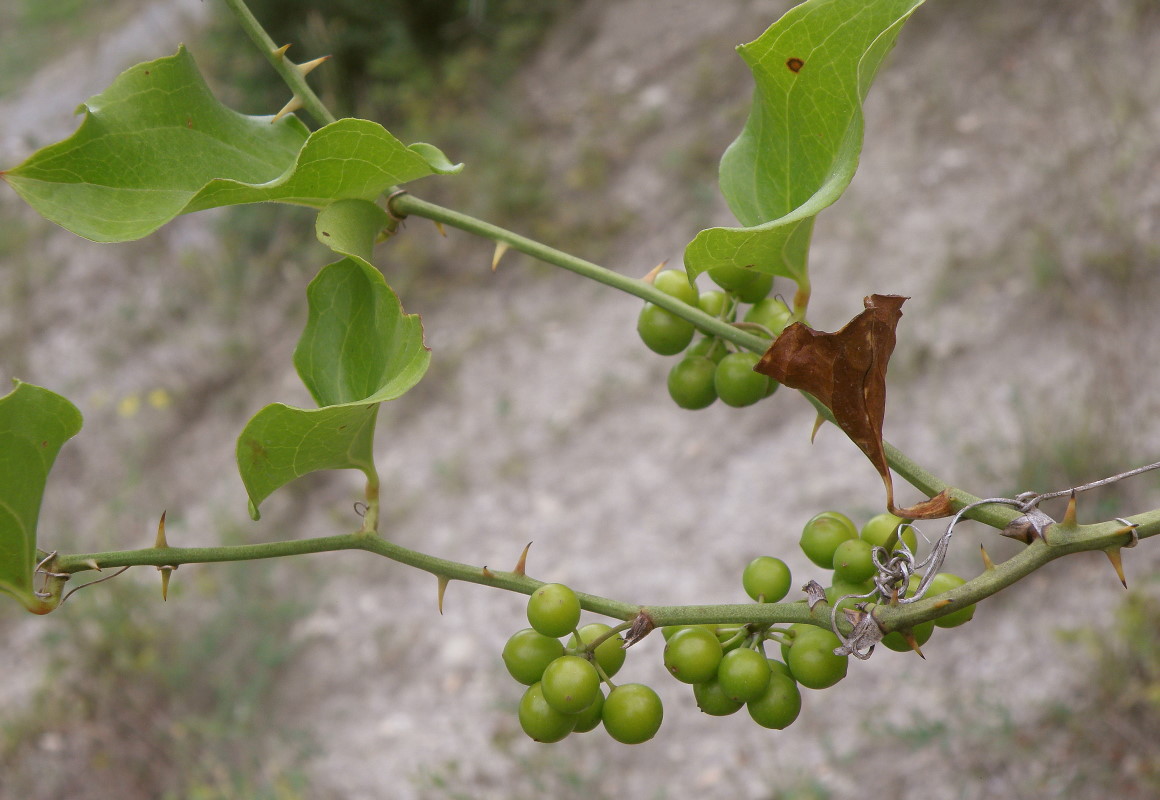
[756,294,951,519]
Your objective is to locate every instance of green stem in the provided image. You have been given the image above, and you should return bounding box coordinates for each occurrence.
[221,0,337,127]
[390,193,1021,527]
[390,193,770,354]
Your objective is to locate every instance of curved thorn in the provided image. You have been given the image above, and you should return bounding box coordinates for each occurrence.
[154,510,169,549]
[491,242,509,272]
[436,575,450,615]
[1103,548,1128,589]
[513,542,532,576]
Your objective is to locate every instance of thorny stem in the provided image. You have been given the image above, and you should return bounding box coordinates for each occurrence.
[221,0,337,127]
[39,0,1157,640]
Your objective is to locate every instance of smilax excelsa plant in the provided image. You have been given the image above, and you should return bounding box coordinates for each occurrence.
[1,0,1155,745]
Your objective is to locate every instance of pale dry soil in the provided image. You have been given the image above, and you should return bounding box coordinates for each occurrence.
[2,1,1159,799]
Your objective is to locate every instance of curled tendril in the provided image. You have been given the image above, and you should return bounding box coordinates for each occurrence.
[830,497,1027,656]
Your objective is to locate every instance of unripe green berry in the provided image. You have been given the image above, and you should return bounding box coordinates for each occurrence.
[527,583,581,638]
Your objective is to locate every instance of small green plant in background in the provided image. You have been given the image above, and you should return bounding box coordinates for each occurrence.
[0,553,320,800]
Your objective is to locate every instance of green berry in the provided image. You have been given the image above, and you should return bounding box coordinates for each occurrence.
[654,269,700,306]
[663,626,723,684]
[693,679,743,716]
[527,583,581,638]
[708,264,759,293]
[541,655,601,714]
[929,572,974,628]
[714,352,771,407]
[736,271,773,304]
[667,356,718,410]
[637,303,695,355]
[786,629,848,690]
[742,556,792,602]
[799,511,858,569]
[743,297,793,337]
[716,648,771,703]
[687,336,727,363]
[518,682,577,743]
[832,539,877,584]
[502,628,565,685]
[747,673,802,729]
[860,512,917,553]
[825,579,875,614]
[571,687,605,733]
[571,623,626,678]
[602,684,663,744]
[767,659,794,680]
[698,290,730,319]
[881,620,935,652]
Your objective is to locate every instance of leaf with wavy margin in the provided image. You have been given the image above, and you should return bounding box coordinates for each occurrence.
[1,47,460,243]
[236,254,429,517]
[684,0,925,312]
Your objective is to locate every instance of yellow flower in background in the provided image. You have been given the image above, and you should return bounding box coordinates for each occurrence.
[147,388,172,409]
[117,394,141,418]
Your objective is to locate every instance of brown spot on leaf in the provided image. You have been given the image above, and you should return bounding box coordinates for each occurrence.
[786,57,804,73]
[755,294,952,519]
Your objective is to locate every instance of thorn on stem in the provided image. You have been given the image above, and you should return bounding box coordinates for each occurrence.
[433,221,446,238]
[154,510,169,549]
[437,575,450,614]
[1061,491,1078,528]
[902,630,925,659]
[979,543,996,571]
[1104,548,1128,589]
[158,566,176,601]
[272,96,304,123]
[513,542,532,576]
[273,44,292,59]
[481,566,494,579]
[491,242,509,272]
[296,55,330,77]
[641,260,668,283]
[809,413,826,444]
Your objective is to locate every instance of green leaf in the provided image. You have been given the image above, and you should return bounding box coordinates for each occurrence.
[316,199,391,262]
[2,46,461,243]
[236,257,430,516]
[0,381,83,611]
[684,0,926,310]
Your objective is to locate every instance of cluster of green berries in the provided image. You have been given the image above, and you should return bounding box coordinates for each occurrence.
[659,554,841,730]
[799,510,976,651]
[503,583,662,744]
[504,513,977,745]
[637,267,793,410]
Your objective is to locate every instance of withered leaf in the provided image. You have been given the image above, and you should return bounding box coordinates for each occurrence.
[756,294,952,520]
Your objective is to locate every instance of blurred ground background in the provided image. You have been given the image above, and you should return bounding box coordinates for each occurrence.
[1,0,1159,798]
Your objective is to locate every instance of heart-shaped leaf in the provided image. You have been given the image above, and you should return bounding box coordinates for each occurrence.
[755,294,951,519]
[684,0,926,312]
[236,256,429,516]
[0,381,83,611]
[2,46,461,243]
